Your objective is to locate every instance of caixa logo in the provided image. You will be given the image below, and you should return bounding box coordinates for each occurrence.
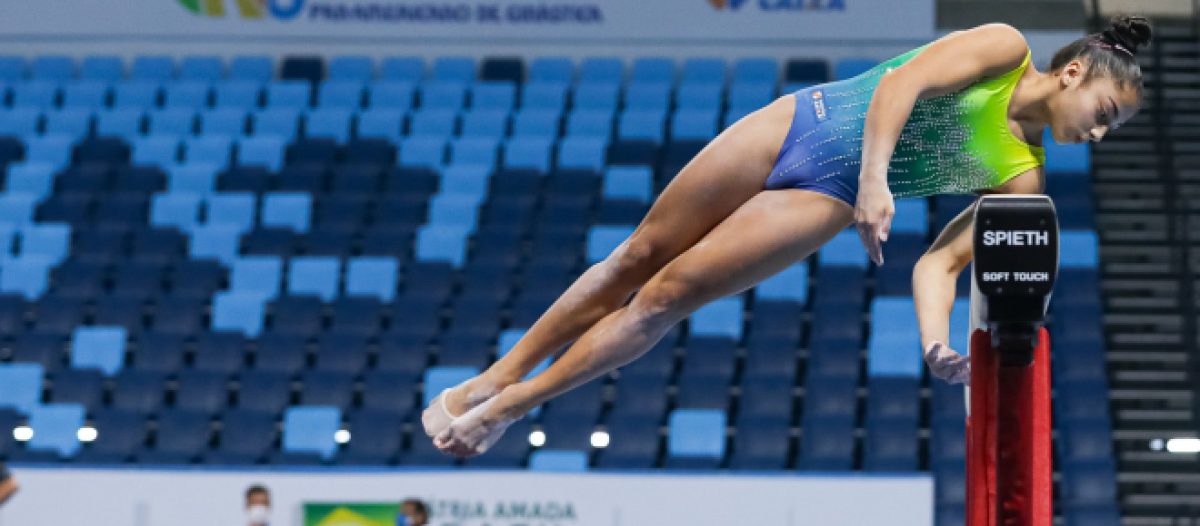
[708,0,845,11]
[176,0,305,20]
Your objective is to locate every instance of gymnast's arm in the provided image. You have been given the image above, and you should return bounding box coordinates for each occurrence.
[0,466,17,506]
[856,23,1029,264]
[912,167,1045,351]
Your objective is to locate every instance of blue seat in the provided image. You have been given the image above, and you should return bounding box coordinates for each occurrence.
[630,57,673,84]
[316,80,364,110]
[502,136,553,173]
[147,108,196,136]
[207,409,274,464]
[734,58,778,84]
[205,192,256,233]
[0,109,39,137]
[230,55,273,82]
[625,83,671,112]
[254,334,308,375]
[566,109,614,138]
[27,403,85,457]
[682,58,726,84]
[671,108,719,141]
[288,256,340,301]
[75,409,144,463]
[252,108,300,140]
[423,366,478,407]
[261,193,312,233]
[528,57,572,83]
[0,194,36,225]
[0,363,43,413]
[729,81,774,109]
[529,449,589,472]
[796,415,855,471]
[6,162,56,200]
[579,57,622,84]
[142,409,211,463]
[80,56,123,81]
[666,409,725,465]
[419,81,467,110]
[755,261,808,304]
[343,257,398,302]
[416,224,470,266]
[163,81,210,109]
[95,109,143,140]
[339,409,404,464]
[304,108,352,142]
[112,81,159,109]
[167,162,219,194]
[449,137,499,167]
[231,256,283,299]
[618,109,667,142]
[131,333,186,373]
[110,370,165,414]
[0,56,22,81]
[198,109,246,138]
[282,406,341,460]
[312,335,369,375]
[173,370,230,414]
[595,414,659,469]
[70,326,127,376]
[236,370,292,413]
[211,291,268,337]
[178,55,223,81]
[398,136,446,169]
[1043,128,1090,175]
[818,230,868,268]
[44,109,93,139]
[603,165,652,203]
[298,372,355,411]
[835,58,878,80]
[184,135,233,167]
[1,256,52,299]
[586,225,632,264]
[557,136,607,172]
[863,416,919,472]
[46,369,104,412]
[356,108,404,141]
[328,56,373,81]
[187,224,240,264]
[432,56,474,82]
[361,370,418,413]
[729,417,790,470]
[1060,231,1098,269]
[30,56,73,81]
[11,81,58,109]
[213,80,262,109]
[689,297,743,340]
[867,297,922,378]
[131,56,174,81]
[367,81,415,110]
[520,82,568,111]
[460,109,509,139]
[380,57,424,82]
[511,109,560,138]
[471,81,516,110]
[1061,461,1118,506]
[266,81,310,109]
[237,135,286,171]
[24,135,74,169]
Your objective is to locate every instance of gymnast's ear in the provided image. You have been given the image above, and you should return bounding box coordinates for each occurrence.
[1058,59,1086,88]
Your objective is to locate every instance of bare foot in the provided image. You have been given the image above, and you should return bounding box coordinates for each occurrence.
[420,375,504,438]
[433,389,524,458]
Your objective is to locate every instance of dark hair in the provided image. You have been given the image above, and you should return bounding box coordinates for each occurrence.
[245,484,270,501]
[401,498,429,516]
[1050,15,1152,95]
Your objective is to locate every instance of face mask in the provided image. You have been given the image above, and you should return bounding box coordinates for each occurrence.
[246,505,271,525]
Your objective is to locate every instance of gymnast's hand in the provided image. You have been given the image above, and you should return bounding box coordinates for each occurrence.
[854,175,894,266]
[924,341,970,385]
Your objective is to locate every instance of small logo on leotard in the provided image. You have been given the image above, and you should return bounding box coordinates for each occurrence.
[810,90,828,122]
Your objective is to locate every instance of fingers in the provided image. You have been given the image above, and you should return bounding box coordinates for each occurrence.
[856,222,883,266]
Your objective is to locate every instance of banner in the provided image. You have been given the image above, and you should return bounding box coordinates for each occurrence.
[306,502,400,526]
[0,0,935,44]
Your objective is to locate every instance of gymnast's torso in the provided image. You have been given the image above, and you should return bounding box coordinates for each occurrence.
[764,45,1046,205]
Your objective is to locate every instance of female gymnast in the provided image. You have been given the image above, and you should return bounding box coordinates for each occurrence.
[423,16,1153,457]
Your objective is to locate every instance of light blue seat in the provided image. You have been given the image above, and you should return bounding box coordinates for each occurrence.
[729,82,775,109]
[231,256,284,299]
[288,257,341,301]
[398,136,446,169]
[586,226,633,264]
[306,108,353,142]
[43,109,92,141]
[180,56,224,81]
[431,56,475,83]
[132,136,180,166]
[11,81,59,109]
[184,136,234,167]
[1060,230,1099,269]
[682,58,726,85]
[419,81,468,110]
[61,81,109,109]
[733,58,778,84]
[211,291,268,337]
[283,406,342,460]
[19,223,70,264]
[80,56,124,81]
[367,81,415,110]
[356,109,405,141]
[1043,128,1090,175]
[868,297,922,378]
[0,194,37,225]
[670,109,719,141]
[0,109,39,137]
[529,450,589,472]
[24,135,74,170]
[950,298,970,353]
[131,56,174,81]
[237,136,286,171]
[266,81,311,109]
[667,409,726,459]
[261,192,312,233]
[502,137,553,173]
[415,224,470,266]
[148,109,196,137]
[71,326,128,376]
[691,297,743,339]
[252,108,300,140]
[440,164,492,200]
[6,162,56,200]
[557,136,607,172]
[0,363,43,413]
[835,58,878,81]
[188,224,241,264]
[409,108,458,138]
[198,108,247,137]
[317,81,364,109]
[520,82,568,110]
[27,404,86,458]
[529,57,573,83]
[423,366,479,406]
[449,137,499,167]
[496,328,549,381]
[380,57,424,82]
[756,261,808,304]
[624,83,671,112]
[328,56,374,81]
[167,162,220,194]
[112,81,160,109]
[471,82,516,110]
[579,57,623,84]
[214,80,262,109]
[573,84,619,112]
[618,109,667,142]
[95,109,143,140]
[205,192,256,233]
[0,57,23,82]
[511,109,560,138]
[566,109,614,138]
[163,81,211,109]
[676,83,723,111]
[427,194,481,227]
[150,192,203,231]
[603,166,652,203]
[0,255,52,299]
[230,55,273,82]
[891,200,928,235]
[460,109,509,139]
[818,230,868,268]
[345,257,399,302]
[631,57,674,84]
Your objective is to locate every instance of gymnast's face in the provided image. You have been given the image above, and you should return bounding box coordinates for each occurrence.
[1048,59,1141,145]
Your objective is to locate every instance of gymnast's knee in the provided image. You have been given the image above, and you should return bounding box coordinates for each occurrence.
[628,273,704,326]
[602,233,665,285]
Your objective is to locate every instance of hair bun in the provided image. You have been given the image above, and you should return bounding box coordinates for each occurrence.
[1103,15,1153,54]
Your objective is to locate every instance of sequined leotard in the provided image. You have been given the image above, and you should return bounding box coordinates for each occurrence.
[764,45,1045,204]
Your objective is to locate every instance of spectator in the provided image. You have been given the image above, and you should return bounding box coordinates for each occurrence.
[398,498,429,526]
[245,484,271,526]
[0,462,16,506]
